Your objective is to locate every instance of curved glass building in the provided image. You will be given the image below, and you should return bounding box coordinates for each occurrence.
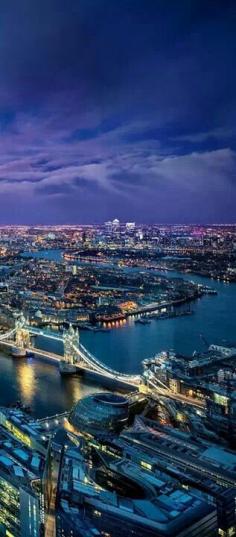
[68,392,129,434]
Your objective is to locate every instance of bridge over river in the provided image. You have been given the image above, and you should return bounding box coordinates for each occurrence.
[0,314,204,408]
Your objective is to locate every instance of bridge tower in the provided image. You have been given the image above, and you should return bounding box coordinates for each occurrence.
[63,324,79,364]
[15,313,31,349]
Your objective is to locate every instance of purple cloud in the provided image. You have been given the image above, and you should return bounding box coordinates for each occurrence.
[0,1,234,222]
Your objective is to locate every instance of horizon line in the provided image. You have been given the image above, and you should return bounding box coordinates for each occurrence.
[0,222,235,227]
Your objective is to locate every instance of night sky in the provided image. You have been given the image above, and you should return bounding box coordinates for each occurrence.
[0,0,235,224]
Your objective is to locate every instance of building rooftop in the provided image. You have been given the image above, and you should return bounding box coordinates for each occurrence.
[0,425,45,492]
[122,417,236,488]
[55,432,216,536]
[200,446,236,470]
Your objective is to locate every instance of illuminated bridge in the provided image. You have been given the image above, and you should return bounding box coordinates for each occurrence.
[0,314,205,407]
[0,314,142,389]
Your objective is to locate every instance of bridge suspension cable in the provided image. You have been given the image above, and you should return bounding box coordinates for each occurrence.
[1,316,141,384]
[74,342,140,383]
[148,377,171,393]
[29,327,63,341]
[0,327,17,341]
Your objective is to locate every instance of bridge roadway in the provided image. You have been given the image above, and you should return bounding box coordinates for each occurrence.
[0,339,205,409]
[0,339,140,390]
[148,380,205,409]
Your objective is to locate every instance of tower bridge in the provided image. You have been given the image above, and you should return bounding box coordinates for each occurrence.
[0,314,142,389]
[0,314,205,407]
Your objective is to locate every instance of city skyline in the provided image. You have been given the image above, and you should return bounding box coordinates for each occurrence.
[0,4,236,536]
[0,1,235,224]
[0,224,235,536]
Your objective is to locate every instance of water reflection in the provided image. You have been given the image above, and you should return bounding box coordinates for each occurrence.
[16,360,36,405]
[0,354,107,418]
[60,375,106,407]
[0,268,235,418]
[59,375,82,406]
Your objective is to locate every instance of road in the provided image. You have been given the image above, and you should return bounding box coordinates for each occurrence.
[0,340,205,409]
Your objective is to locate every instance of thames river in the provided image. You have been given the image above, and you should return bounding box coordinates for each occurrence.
[0,250,235,417]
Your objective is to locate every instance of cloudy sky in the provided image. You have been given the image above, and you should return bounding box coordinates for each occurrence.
[0,0,235,224]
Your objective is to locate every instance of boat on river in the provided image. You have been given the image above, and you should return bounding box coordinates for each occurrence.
[135,317,151,325]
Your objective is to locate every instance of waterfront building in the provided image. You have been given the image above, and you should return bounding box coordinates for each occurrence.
[0,408,49,455]
[68,393,129,435]
[142,350,236,447]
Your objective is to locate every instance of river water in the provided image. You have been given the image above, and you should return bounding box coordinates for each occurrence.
[0,249,234,418]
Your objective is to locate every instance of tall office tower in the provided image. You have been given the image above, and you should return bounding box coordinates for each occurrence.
[126,222,135,231]
[104,220,113,233]
[112,218,120,230]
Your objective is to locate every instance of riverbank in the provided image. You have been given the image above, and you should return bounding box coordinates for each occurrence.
[0,250,234,418]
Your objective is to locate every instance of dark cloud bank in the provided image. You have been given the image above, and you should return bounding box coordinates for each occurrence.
[0,0,235,223]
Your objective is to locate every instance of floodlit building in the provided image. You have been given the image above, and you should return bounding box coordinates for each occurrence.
[68,393,129,435]
[0,412,45,537]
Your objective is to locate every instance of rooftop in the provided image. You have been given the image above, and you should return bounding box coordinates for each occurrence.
[56,432,216,536]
